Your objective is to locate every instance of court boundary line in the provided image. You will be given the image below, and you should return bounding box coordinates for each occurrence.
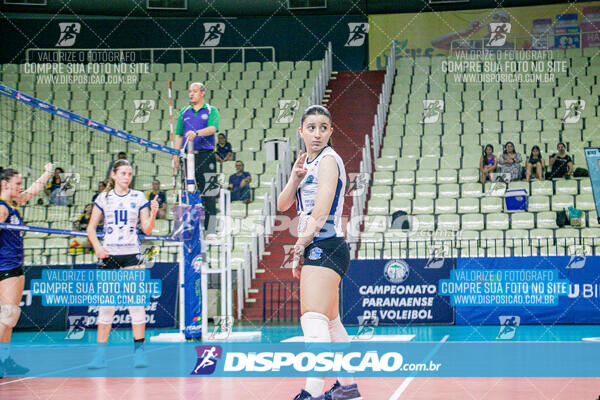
[389,334,449,400]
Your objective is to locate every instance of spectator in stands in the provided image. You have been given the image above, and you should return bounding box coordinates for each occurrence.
[91,181,106,203]
[479,144,497,183]
[69,203,94,253]
[524,145,545,182]
[106,152,127,179]
[45,167,69,206]
[146,179,167,219]
[215,133,233,163]
[498,141,522,182]
[547,142,574,179]
[228,161,251,202]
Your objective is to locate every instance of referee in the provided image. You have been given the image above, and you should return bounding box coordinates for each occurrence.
[174,82,220,231]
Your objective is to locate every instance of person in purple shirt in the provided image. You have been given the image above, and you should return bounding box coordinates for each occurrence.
[228,161,251,202]
[173,82,220,230]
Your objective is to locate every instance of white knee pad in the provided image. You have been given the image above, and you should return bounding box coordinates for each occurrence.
[0,304,21,328]
[300,312,330,343]
[328,315,350,343]
[128,306,146,325]
[97,306,116,325]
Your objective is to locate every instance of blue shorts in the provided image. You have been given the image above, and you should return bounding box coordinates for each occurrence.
[303,237,350,279]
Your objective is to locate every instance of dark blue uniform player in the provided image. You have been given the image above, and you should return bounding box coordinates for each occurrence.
[0,163,53,377]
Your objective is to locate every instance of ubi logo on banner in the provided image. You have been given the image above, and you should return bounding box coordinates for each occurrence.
[488,23,511,47]
[56,23,81,47]
[201,23,225,46]
[191,345,223,375]
[345,23,369,47]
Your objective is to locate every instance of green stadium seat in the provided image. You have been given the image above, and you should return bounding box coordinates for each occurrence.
[505,229,529,247]
[530,228,554,247]
[462,213,484,230]
[481,230,503,248]
[487,213,509,230]
[457,198,479,214]
[511,212,535,229]
[531,181,553,196]
[394,171,414,185]
[375,158,396,171]
[459,169,479,183]
[367,200,389,215]
[434,198,456,214]
[412,198,434,215]
[437,214,459,231]
[582,228,600,246]
[373,171,393,185]
[480,197,503,213]
[528,195,550,212]
[438,183,459,198]
[576,194,595,211]
[371,186,392,200]
[537,212,558,229]
[555,180,578,195]
[393,185,414,199]
[555,229,580,248]
[551,194,574,211]
[415,184,436,199]
[415,170,436,184]
[461,183,482,198]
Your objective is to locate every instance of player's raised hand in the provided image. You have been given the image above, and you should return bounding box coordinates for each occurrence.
[150,195,159,215]
[291,150,308,183]
[43,163,55,174]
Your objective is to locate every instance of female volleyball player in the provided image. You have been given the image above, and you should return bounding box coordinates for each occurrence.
[86,159,159,369]
[277,105,362,400]
[0,163,54,377]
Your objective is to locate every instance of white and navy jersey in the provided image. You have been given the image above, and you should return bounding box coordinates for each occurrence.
[93,189,149,255]
[296,146,346,243]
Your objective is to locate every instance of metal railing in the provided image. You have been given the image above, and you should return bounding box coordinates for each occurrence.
[354,237,594,259]
[25,46,276,64]
[263,280,300,322]
[347,42,395,256]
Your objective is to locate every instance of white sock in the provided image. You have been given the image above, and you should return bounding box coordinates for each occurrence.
[301,312,330,396]
[0,343,9,362]
[305,377,325,397]
[328,316,354,386]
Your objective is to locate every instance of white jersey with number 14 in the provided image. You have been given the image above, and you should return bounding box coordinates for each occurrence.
[93,189,149,255]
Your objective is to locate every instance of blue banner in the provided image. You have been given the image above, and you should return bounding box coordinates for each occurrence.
[67,262,177,329]
[176,192,204,339]
[6,342,600,378]
[341,258,454,326]
[456,256,600,325]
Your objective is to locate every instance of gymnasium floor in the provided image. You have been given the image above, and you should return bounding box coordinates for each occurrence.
[1,325,600,399]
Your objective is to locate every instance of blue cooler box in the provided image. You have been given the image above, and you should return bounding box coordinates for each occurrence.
[505,189,529,211]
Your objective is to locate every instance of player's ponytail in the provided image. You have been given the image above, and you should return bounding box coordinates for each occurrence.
[106,159,131,198]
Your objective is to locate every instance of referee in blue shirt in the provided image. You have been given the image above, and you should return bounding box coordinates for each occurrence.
[174,82,220,230]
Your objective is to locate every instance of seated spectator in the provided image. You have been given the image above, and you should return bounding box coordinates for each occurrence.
[479,144,497,183]
[228,161,251,202]
[547,142,574,179]
[146,179,167,219]
[498,141,522,182]
[215,133,233,163]
[45,167,69,206]
[69,203,94,253]
[91,181,106,203]
[524,145,545,182]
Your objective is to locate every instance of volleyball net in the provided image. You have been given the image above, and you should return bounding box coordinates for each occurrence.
[0,81,221,340]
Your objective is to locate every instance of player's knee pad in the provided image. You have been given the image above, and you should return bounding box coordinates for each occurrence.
[97,306,116,325]
[300,312,330,343]
[128,306,146,325]
[0,304,21,328]
[328,315,350,343]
